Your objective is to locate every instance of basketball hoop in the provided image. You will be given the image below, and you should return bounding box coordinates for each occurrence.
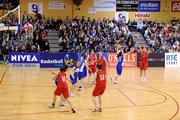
[0,5,21,32]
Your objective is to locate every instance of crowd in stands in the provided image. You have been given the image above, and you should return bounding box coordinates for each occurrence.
[0,12,180,62]
[58,16,180,53]
[0,12,50,62]
[1,12,50,53]
[58,16,134,53]
[142,19,180,53]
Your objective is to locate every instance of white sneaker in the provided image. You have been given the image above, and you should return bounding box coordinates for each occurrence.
[113,80,118,84]
[59,101,66,107]
[110,77,114,84]
[71,92,75,97]
[142,77,146,82]
[48,103,55,109]
[78,86,83,91]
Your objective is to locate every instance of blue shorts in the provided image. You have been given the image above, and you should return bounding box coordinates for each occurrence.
[55,80,58,86]
[116,63,123,75]
[70,75,78,85]
[78,67,87,80]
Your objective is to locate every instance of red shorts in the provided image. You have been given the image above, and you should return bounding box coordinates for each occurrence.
[88,65,96,74]
[54,86,69,99]
[140,62,148,70]
[92,85,106,96]
[102,67,106,74]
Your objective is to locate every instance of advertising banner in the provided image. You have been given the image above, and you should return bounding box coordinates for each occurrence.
[8,53,40,68]
[165,53,180,67]
[40,53,78,68]
[9,53,40,63]
[108,53,137,67]
[48,1,66,10]
[134,12,151,19]
[89,8,96,14]
[116,0,138,11]
[28,3,43,14]
[138,0,160,12]
[171,1,180,12]
[94,0,116,11]
[137,53,165,67]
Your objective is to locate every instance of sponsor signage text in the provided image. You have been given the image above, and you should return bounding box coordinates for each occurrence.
[108,53,137,67]
[116,0,138,11]
[165,53,180,67]
[135,12,151,19]
[138,0,160,12]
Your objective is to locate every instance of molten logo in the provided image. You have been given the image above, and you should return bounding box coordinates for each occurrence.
[140,3,159,8]
[172,1,180,12]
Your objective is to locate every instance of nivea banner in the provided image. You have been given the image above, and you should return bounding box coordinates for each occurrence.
[9,53,40,63]
[138,0,160,12]
[40,53,78,68]
[8,53,40,68]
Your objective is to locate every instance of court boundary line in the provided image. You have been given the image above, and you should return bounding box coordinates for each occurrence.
[0,78,177,119]
[117,81,179,120]
[0,68,8,85]
[117,88,137,106]
[114,86,168,106]
[147,86,179,120]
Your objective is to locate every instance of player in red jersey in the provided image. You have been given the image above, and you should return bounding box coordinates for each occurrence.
[87,50,97,83]
[48,66,76,113]
[139,47,149,82]
[97,52,107,74]
[92,64,106,112]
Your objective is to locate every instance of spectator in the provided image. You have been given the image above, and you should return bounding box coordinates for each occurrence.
[44,41,50,52]
[2,45,10,63]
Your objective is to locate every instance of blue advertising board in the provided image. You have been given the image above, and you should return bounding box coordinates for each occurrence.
[9,53,40,63]
[40,53,78,68]
[138,1,160,12]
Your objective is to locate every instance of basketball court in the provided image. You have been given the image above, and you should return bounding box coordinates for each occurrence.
[0,65,179,120]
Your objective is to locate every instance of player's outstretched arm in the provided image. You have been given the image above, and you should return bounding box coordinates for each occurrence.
[52,72,57,75]
[85,60,92,72]
[123,50,132,55]
[51,72,57,81]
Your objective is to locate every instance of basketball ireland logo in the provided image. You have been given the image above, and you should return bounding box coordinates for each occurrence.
[64,54,74,67]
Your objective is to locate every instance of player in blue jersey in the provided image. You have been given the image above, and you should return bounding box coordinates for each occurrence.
[111,49,131,84]
[69,61,81,96]
[77,52,88,91]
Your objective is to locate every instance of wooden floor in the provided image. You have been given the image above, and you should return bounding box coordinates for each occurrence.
[0,64,180,120]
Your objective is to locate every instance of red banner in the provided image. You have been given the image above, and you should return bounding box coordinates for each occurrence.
[108,53,137,67]
[171,1,180,12]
